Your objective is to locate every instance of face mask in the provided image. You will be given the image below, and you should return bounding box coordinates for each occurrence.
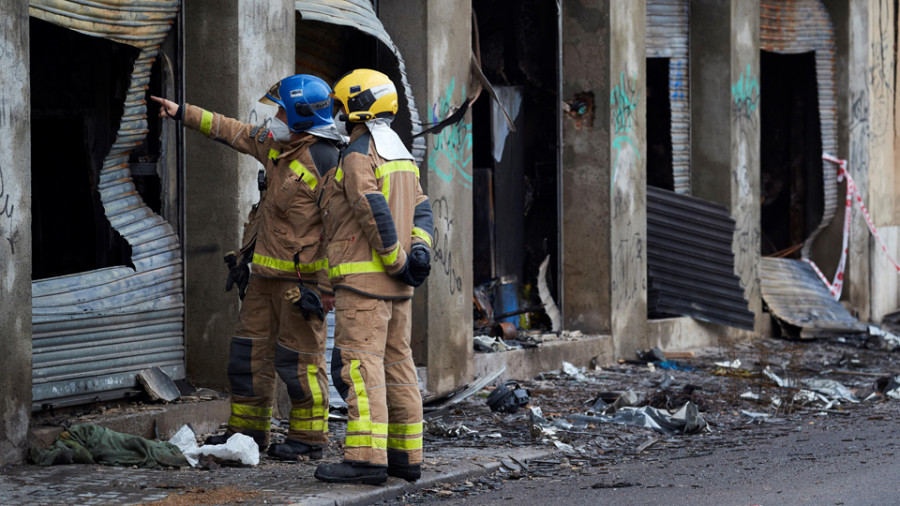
[333,112,348,138]
[269,117,292,143]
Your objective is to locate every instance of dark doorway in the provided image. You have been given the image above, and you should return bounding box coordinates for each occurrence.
[646,57,674,191]
[760,50,824,257]
[30,18,136,280]
[471,0,560,331]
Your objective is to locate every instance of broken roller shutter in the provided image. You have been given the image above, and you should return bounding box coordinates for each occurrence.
[757,0,864,336]
[647,187,755,330]
[646,0,690,195]
[29,0,183,409]
[294,0,426,163]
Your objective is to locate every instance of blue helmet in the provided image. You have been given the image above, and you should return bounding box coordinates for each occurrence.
[259,74,334,132]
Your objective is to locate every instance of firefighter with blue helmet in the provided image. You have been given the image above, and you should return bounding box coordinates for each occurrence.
[151,73,344,461]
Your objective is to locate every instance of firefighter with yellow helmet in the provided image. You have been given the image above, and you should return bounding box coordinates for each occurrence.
[314,69,433,485]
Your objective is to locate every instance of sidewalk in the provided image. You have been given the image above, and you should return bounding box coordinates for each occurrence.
[1,437,554,505]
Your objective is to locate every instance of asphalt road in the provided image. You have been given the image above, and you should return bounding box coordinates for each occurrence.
[389,402,900,505]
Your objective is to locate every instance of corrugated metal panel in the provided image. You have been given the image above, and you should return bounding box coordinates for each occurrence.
[760,0,837,258]
[29,0,183,408]
[760,258,867,338]
[647,186,755,330]
[646,0,690,195]
[295,0,426,164]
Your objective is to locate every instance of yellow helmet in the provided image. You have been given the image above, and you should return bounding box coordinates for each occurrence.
[332,69,399,123]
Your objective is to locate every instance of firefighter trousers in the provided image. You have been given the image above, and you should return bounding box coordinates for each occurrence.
[227,276,329,447]
[331,290,423,467]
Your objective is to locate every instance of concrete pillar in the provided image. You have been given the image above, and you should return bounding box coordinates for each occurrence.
[420,0,474,395]
[184,0,295,389]
[0,0,32,465]
[383,0,473,395]
[690,0,762,333]
[846,0,873,321]
[562,0,647,357]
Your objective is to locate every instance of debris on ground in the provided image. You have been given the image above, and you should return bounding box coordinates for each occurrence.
[486,381,530,413]
[169,425,259,468]
[137,367,182,403]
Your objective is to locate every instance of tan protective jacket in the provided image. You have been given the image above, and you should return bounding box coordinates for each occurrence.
[182,104,338,289]
[318,127,433,299]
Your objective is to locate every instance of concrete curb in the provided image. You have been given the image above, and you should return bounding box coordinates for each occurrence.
[299,447,559,506]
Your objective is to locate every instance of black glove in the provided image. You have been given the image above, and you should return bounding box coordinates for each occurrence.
[293,285,325,321]
[224,251,250,300]
[397,244,431,287]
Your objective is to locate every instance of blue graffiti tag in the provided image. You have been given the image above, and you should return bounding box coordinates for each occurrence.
[732,63,759,117]
[428,78,473,188]
[611,71,640,194]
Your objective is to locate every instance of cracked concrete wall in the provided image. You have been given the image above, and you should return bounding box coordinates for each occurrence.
[184,0,294,389]
[0,0,32,466]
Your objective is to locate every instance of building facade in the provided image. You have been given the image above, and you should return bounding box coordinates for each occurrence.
[1,0,898,464]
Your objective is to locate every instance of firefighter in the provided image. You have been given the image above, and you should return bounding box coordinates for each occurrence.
[150,74,344,461]
[313,69,434,485]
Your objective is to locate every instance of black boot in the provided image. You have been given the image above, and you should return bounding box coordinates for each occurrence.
[203,429,269,451]
[314,461,388,485]
[267,438,323,460]
[387,463,421,482]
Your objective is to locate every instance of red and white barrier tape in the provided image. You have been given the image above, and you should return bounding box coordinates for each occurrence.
[803,153,900,300]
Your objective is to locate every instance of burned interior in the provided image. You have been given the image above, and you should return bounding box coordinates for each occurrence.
[470,0,561,344]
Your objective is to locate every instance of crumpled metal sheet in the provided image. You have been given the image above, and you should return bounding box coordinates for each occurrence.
[760,257,867,338]
[569,402,708,435]
[29,0,178,48]
[29,0,183,408]
[294,0,426,163]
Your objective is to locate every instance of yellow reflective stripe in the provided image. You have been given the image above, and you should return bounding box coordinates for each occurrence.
[350,359,370,426]
[289,419,326,431]
[348,420,369,433]
[372,436,388,450]
[388,422,423,435]
[307,364,324,418]
[289,160,318,190]
[374,160,419,179]
[228,415,271,431]
[268,148,279,161]
[381,173,391,199]
[379,244,400,266]
[328,251,385,278]
[387,437,423,450]
[372,422,388,435]
[411,228,432,248]
[345,435,371,448]
[199,109,213,135]
[231,404,273,418]
[335,168,344,181]
[253,253,327,273]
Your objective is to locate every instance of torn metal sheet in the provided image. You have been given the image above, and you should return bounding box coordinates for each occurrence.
[760,257,867,338]
[569,402,708,435]
[294,0,426,163]
[423,366,506,417]
[646,186,755,330]
[29,0,183,409]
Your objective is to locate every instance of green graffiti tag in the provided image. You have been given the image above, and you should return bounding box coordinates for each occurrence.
[428,78,473,188]
[611,71,640,194]
[732,64,759,117]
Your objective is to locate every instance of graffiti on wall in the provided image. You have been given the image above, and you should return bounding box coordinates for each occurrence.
[610,71,640,195]
[610,229,645,311]
[431,196,462,295]
[429,77,473,189]
[730,64,760,305]
[0,166,15,255]
[731,64,759,119]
